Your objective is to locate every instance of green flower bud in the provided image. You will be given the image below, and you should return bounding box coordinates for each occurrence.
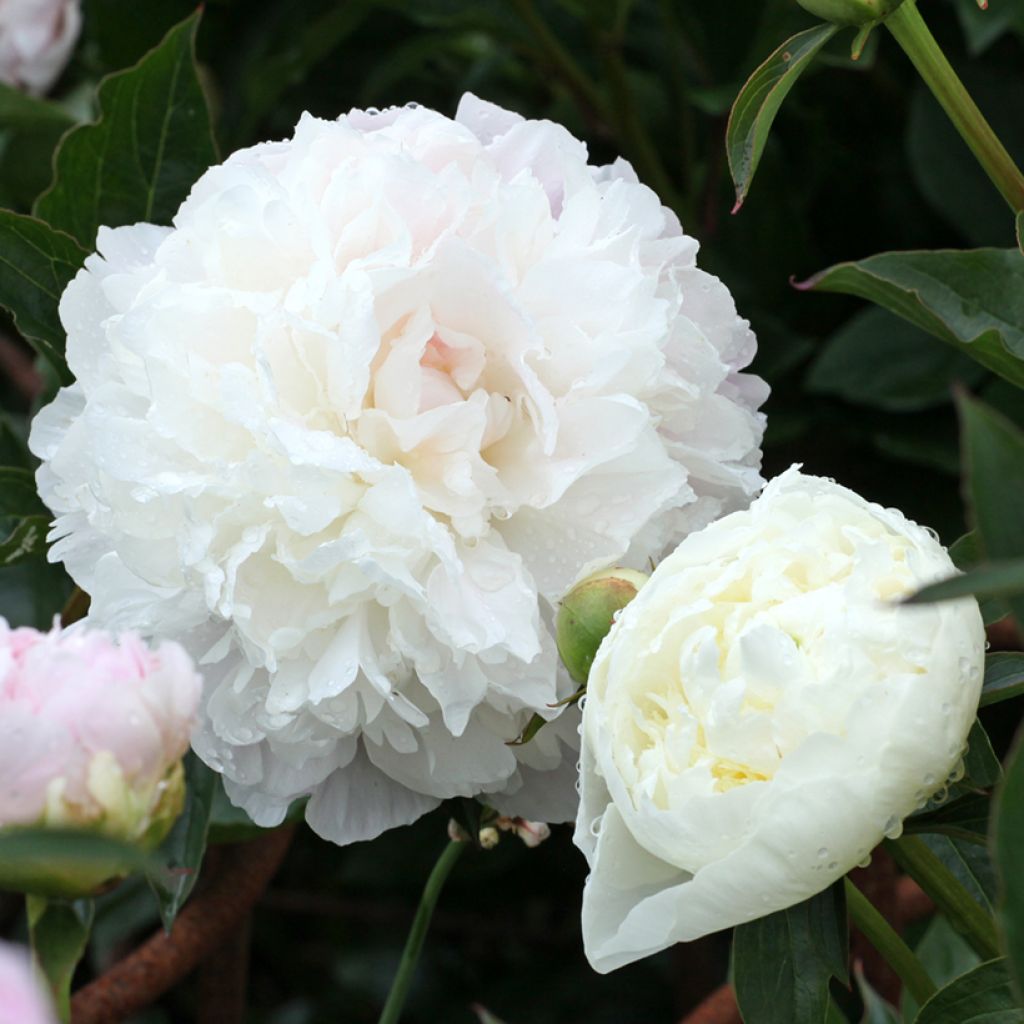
[796,0,903,24]
[556,568,648,684]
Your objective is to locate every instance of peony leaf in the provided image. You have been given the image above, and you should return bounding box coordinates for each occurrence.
[27,895,93,1023]
[948,531,1012,626]
[149,753,216,930]
[963,720,1002,791]
[913,959,1024,1023]
[959,394,1024,635]
[0,210,85,383]
[995,727,1024,1000]
[0,516,50,567]
[795,249,1024,389]
[907,793,990,844]
[901,915,981,1023]
[905,560,1024,607]
[982,653,1024,707]
[855,965,901,1023]
[726,23,839,211]
[919,834,997,916]
[34,11,217,247]
[733,880,848,1024]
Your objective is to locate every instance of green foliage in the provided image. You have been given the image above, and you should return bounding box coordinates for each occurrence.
[34,11,216,246]
[901,915,981,1022]
[726,23,840,211]
[0,466,51,566]
[907,793,989,844]
[27,896,94,1023]
[733,882,849,1024]
[0,211,85,381]
[906,559,1024,607]
[982,654,1024,707]
[798,249,1024,389]
[913,959,1024,1023]
[995,729,1024,1000]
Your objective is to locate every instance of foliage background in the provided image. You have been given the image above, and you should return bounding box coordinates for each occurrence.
[1,0,1022,1021]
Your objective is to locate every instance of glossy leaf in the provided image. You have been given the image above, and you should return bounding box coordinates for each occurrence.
[982,653,1024,707]
[149,753,216,930]
[995,727,1024,1000]
[27,895,93,1023]
[726,23,839,211]
[905,559,1024,607]
[949,531,1011,626]
[733,881,848,1024]
[959,394,1024,633]
[963,720,1002,791]
[0,210,85,382]
[913,959,1024,1023]
[906,793,990,844]
[35,11,217,246]
[919,834,996,915]
[796,249,1024,389]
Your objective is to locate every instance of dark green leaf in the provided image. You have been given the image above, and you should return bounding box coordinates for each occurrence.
[807,307,986,412]
[35,11,217,246]
[901,915,981,1023]
[797,249,1024,389]
[733,881,848,1024]
[1016,212,1023,256]
[995,727,1024,1000]
[0,466,46,516]
[907,793,990,844]
[982,654,1024,707]
[27,895,93,1022]
[919,834,997,915]
[149,754,216,930]
[726,24,839,211]
[855,965,900,1023]
[950,532,1012,626]
[959,394,1024,632]
[0,210,86,382]
[0,515,50,566]
[0,828,166,899]
[963,720,1003,791]
[913,959,1024,1023]
[954,0,1019,55]
[905,560,1024,607]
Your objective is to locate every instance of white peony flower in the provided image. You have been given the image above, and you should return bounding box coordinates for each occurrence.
[0,0,80,95]
[574,467,985,973]
[30,94,766,845]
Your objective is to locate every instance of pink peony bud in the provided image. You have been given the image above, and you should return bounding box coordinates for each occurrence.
[0,0,80,95]
[0,942,56,1024]
[496,816,551,848]
[0,617,201,893]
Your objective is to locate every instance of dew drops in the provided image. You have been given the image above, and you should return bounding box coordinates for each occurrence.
[816,847,828,859]
[827,861,838,871]
[882,814,903,840]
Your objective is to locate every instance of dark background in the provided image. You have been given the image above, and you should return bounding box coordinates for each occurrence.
[2,1,1023,1021]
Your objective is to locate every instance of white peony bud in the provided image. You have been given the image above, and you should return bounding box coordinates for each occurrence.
[0,0,80,95]
[574,467,985,973]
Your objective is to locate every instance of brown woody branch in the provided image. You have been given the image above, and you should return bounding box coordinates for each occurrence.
[71,825,295,1024]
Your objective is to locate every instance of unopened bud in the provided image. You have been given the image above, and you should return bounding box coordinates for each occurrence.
[496,816,551,848]
[796,0,903,25]
[556,568,648,684]
[447,818,471,843]
[478,826,500,849]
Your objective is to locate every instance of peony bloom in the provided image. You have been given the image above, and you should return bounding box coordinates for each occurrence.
[0,0,80,95]
[30,94,767,845]
[575,468,985,972]
[0,618,200,892]
[0,942,55,1024]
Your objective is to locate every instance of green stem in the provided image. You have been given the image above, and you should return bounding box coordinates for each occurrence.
[885,0,1024,213]
[844,878,937,1005]
[886,836,1001,960]
[376,840,465,1024]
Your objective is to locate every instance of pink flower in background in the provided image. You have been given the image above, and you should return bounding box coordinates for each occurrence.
[0,0,81,95]
[0,617,200,842]
[0,942,55,1024]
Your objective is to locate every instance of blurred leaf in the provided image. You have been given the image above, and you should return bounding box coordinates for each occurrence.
[907,793,990,844]
[0,211,85,382]
[856,965,901,1023]
[995,727,1024,1000]
[726,23,839,211]
[920,832,997,915]
[149,754,215,930]
[808,308,986,411]
[949,531,1010,625]
[82,0,197,74]
[0,466,46,515]
[0,557,72,628]
[908,70,1024,247]
[0,414,30,468]
[913,959,1023,1023]
[959,394,1024,632]
[905,560,1024,606]
[0,515,50,566]
[473,1006,509,1024]
[1017,212,1023,256]
[952,0,1020,55]
[733,881,848,1024]
[35,11,217,246]
[0,84,76,210]
[0,466,49,564]
[27,895,93,1022]
[981,653,1024,707]
[901,914,981,1022]
[797,249,1024,389]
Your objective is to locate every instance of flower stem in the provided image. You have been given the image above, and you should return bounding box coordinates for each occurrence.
[844,878,937,1005]
[885,836,1001,960]
[376,840,465,1024]
[885,0,1024,213]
